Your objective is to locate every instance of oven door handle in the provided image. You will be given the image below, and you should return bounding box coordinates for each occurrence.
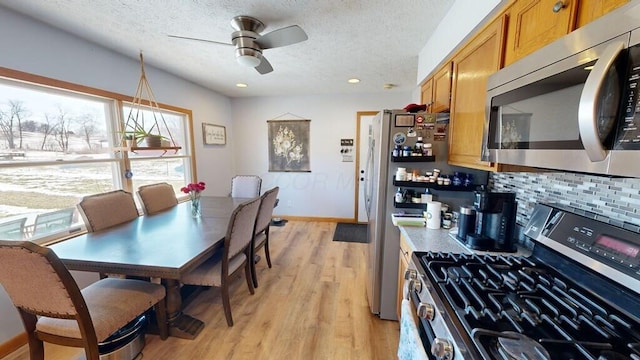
[578,40,625,162]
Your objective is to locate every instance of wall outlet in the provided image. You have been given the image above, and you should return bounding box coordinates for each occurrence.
[287,200,293,207]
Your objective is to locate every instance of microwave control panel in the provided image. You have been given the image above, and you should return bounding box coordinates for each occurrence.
[615,43,640,149]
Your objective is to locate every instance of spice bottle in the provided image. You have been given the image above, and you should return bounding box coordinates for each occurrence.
[395,188,404,203]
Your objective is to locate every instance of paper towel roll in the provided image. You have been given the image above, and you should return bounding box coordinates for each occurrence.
[426,201,441,229]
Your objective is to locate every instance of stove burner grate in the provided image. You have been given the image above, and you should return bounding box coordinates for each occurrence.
[420,252,640,360]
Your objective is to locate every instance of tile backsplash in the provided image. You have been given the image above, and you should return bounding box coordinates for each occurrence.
[490,172,640,229]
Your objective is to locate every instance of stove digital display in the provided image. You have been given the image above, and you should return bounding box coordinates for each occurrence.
[595,234,640,258]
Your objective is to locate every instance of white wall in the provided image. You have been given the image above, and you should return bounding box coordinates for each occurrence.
[231,92,411,219]
[0,6,235,196]
[0,6,234,343]
[416,0,506,84]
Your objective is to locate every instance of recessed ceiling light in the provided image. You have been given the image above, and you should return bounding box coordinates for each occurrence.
[236,83,248,88]
[347,78,360,84]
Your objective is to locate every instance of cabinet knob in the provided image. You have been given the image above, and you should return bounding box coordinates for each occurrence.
[552,1,566,13]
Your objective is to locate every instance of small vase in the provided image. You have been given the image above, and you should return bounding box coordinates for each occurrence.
[191,194,201,217]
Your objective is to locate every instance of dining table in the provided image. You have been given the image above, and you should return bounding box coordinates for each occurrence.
[48,196,252,339]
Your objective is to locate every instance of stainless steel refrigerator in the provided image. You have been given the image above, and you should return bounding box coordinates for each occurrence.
[364,109,487,320]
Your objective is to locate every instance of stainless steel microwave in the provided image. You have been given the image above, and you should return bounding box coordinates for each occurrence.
[483,1,640,177]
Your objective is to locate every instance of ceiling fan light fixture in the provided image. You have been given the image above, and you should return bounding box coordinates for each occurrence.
[237,54,261,67]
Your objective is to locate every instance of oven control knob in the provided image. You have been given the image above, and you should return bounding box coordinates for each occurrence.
[404,269,417,280]
[417,302,435,320]
[431,338,454,360]
[409,279,422,293]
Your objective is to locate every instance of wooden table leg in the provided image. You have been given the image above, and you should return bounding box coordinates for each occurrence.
[162,278,204,339]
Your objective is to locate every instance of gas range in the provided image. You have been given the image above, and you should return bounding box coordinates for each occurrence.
[407,203,640,360]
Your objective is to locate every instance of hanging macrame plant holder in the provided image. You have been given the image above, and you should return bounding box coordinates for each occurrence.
[121,52,180,152]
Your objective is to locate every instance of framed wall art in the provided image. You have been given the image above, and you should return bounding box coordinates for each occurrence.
[267,119,311,172]
[202,123,226,145]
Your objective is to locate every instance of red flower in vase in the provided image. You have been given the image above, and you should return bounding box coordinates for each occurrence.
[181,182,206,198]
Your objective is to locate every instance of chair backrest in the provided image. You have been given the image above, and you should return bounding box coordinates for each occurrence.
[224,197,261,261]
[137,182,178,215]
[255,186,279,235]
[0,218,26,240]
[231,175,262,198]
[0,240,91,323]
[33,208,76,236]
[77,190,139,232]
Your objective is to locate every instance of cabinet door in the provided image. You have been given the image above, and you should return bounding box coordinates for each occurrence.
[504,0,577,66]
[421,78,434,112]
[432,62,452,113]
[396,251,409,320]
[576,0,628,28]
[449,16,506,171]
[396,234,412,319]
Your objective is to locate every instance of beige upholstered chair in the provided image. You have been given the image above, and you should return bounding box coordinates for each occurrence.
[230,175,262,198]
[251,186,279,288]
[181,197,261,326]
[77,190,139,232]
[0,240,168,360]
[137,183,178,215]
[0,218,26,240]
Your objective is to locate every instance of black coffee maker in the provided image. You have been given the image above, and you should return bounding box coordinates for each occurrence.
[464,190,517,252]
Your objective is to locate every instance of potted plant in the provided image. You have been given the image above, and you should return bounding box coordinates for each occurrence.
[132,127,165,147]
[123,133,135,148]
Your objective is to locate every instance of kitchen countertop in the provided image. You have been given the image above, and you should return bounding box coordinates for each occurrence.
[399,225,532,257]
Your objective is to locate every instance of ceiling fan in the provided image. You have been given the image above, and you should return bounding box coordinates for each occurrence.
[169,16,308,74]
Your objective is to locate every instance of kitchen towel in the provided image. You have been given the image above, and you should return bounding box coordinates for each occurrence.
[398,299,429,360]
[426,201,442,229]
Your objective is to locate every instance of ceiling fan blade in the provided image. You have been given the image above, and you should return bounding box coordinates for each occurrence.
[255,57,273,74]
[168,34,232,46]
[255,25,308,49]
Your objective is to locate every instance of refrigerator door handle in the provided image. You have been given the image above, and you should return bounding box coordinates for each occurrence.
[364,138,374,218]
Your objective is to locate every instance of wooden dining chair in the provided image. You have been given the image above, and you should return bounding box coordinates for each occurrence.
[0,240,168,360]
[77,190,139,232]
[137,182,178,215]
[181,197,261,326]
[0,217,26,240]
[230,175,262,198]
[251,186,279,288]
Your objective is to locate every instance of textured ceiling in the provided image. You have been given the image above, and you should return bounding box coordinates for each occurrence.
[0,0,455,98]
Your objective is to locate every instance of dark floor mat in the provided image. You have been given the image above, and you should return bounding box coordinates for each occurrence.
[332,223,368,243]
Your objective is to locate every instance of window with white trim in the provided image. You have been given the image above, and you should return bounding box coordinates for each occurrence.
[0,76,195,243]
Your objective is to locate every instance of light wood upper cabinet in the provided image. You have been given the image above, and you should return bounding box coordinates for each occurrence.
[420,62,452,113]
[503,0,578,66]
[432,63,452,113]
[448,16,506,171]
[420,77,434,111]
[576,0,628,27]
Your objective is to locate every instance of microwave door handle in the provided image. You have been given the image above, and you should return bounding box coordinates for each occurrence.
[578,41,625,162]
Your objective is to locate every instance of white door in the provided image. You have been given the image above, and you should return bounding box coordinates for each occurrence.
[356,112,377,223]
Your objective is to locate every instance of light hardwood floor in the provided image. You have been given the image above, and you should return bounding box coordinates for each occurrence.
[4,221,399,359]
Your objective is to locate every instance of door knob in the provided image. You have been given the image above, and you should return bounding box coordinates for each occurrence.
[552,1,565,13]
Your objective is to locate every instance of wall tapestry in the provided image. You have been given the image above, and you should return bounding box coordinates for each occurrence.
[267,119,311,172]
